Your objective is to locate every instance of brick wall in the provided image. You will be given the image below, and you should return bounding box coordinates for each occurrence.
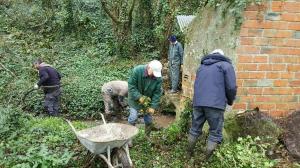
[182,0,300,117]
[234,0,300,117]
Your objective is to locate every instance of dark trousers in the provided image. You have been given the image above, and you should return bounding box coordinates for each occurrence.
[44,88,61,116]
[189,106,224,143]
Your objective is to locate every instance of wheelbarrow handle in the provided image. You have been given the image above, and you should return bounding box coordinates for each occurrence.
[64,119,78,134]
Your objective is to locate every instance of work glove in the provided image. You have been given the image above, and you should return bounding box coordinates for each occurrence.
[147,108,155,115]
[34,84,39,90]
[139,96,151,105]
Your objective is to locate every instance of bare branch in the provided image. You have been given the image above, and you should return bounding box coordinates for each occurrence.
[0,62,16,77]
[127,0,136,26]
[100,0,121,24]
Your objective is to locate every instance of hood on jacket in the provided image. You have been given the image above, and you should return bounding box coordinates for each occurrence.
[201,53,231,65]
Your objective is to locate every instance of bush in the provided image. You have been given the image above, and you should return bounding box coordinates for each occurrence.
[0,117,87,167]
[207,136,277,168]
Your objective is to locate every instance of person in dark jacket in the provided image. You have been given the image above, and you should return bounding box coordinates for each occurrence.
[127,60,163,137]
[168,35,184,93]
[187,49,237,159]
[33,59,61,116]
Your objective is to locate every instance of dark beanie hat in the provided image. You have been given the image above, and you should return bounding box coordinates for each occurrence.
[169,35,176,42]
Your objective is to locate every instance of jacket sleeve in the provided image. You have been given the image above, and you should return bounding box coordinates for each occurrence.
[178,43,184,65]
[150,79,162,109]
[37,68,49,86]
[224,65,237,105]
[128,68,142,101]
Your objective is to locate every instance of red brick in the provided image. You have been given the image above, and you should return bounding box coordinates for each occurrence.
[258,64,273,71]
[237,46,260,54]
[243,80,257,87]
[245,4,262,11]
[263,29,293,38]
[237,79,243,87]
[284,57,298,63]
[276,103,289,110]
[284,39,300,47]
[269,56,284,63]
[238,55,253,63]
[295,72,300,78]
[260,47,278,54]
[289,80,300,87]
[271,1,284,12]
[256,96,280,102]
[272,64,286,71]
[281,96,298,102]
[287,65,300,72]
[284,2,300,13]
[242,20,261,28]
[248,29,263,36]
[271,110,286,117]
[269,38,286,46]
[243,11,263,20]
[274,80,288,87]
[249,72,265,79]
[253,38,269,45]
[240,37,254,45]
[239,96,254,102]
[281,13,300,22]
[266,72,280,79]
[237,72,250,79]
[260,103,276,110]
[248,88,263,95]
[263,88,292,95]
[288,22,300,30]
[239,64,257,71]
[294,88,300,94]
[233,103,247,110]
[281,72,294,79]
[262,21,289,30]
[240,28,248,37]
[237,88,248,95]
[253,56,268,63]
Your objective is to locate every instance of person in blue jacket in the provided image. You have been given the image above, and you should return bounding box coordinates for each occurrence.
[187,49,237,159]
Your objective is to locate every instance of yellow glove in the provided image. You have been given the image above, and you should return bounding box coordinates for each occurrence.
[139,96,147,104]
[147,108,155,114]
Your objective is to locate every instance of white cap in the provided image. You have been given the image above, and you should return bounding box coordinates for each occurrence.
[210,49,224,55]
[148,60,162,77]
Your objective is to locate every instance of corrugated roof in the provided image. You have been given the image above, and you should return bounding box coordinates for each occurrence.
[176,15,196,32]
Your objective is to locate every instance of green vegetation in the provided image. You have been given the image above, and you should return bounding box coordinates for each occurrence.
[0,0,286,167]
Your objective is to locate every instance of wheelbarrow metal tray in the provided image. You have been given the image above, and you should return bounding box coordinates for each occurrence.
[75,123,138,154]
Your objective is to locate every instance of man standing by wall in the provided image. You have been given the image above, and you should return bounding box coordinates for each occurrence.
[127,60,163,137]
[33,59,62,117]
[101,80,128,120]
[187,49,237,159]
[168,35,184,93]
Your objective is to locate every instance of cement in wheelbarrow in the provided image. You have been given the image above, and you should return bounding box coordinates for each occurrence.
[74,123,138,154]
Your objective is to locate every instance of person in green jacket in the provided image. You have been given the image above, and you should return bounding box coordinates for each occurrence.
[127,60,163,136]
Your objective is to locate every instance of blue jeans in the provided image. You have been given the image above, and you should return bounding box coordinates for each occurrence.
[189,106,224,143]
[128,108,152,125]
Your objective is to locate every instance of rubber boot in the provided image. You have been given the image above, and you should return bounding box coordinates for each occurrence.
[186,134,198,159]
[205,141,218,160]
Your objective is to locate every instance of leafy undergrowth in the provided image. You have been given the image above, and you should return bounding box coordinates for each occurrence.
[131,124,277,168]
[0,106,89,167]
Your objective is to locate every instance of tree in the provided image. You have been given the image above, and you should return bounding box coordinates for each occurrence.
[100,0,136,57]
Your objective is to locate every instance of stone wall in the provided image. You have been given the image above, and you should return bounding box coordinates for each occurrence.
[182,0,300,117]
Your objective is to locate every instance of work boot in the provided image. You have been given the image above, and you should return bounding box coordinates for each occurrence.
[205,141,218,160]
[186,134,198,159]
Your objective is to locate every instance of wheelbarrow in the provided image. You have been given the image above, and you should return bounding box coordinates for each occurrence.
[66,114,139,168]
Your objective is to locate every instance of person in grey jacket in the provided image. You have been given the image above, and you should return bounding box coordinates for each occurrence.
[187,49,237,159]
[101,80,128,119]
[168,35,184,93]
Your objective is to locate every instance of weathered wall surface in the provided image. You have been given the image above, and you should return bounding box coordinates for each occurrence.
[182,4,239,100]
[182,0,300,117]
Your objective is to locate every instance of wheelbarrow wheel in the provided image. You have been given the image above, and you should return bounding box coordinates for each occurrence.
[112,148,131,168]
